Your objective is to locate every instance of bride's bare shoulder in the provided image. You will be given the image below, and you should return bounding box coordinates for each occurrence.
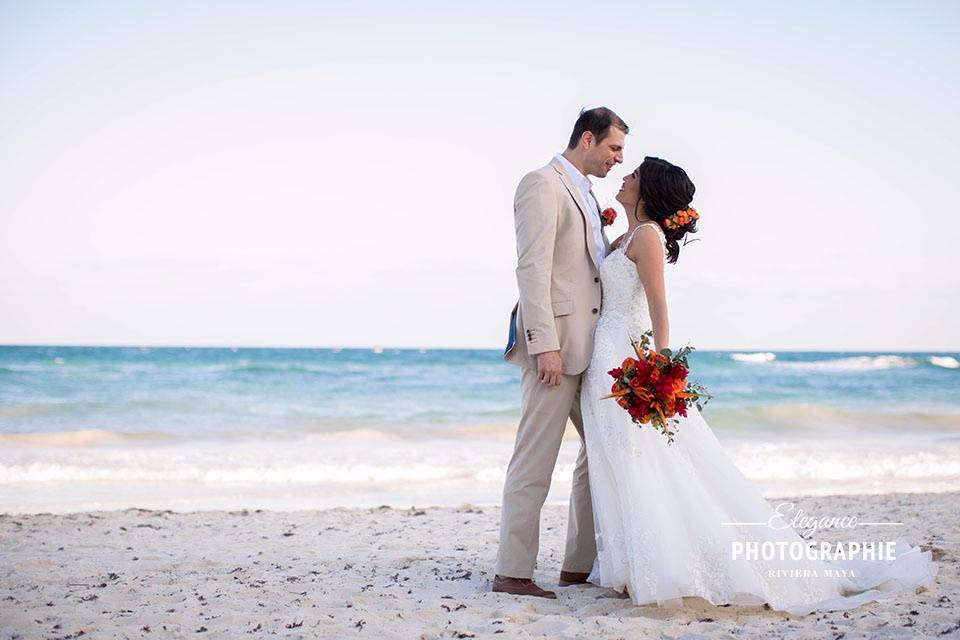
[624,224,666,260]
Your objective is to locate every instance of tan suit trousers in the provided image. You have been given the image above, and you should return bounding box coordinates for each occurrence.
[495,365,597,578]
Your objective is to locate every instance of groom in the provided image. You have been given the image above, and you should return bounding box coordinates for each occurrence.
[494,107,628,598]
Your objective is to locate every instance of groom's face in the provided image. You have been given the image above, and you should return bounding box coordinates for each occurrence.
[585,126,626,178]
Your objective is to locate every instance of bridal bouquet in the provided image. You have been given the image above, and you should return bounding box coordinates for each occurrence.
[604,330,711,443]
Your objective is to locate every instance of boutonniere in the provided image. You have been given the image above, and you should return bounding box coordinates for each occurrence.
[600,207,617,227]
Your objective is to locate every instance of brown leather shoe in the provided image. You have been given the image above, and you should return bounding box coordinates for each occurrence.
[491,575,557,599]
[558,570,591,587]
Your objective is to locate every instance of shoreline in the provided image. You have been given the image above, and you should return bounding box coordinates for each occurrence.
[1,491,956,638]
[5,483,960,517]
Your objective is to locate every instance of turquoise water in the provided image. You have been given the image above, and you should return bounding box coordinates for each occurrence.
[1,345,958,512]
[2,346,958,437]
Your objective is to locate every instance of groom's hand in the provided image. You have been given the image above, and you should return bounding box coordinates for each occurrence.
[536,351,563,387]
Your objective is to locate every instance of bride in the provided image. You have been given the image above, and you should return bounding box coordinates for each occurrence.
[579,156,938,616]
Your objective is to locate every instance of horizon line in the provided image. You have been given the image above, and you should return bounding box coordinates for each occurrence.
[1,342,958,354]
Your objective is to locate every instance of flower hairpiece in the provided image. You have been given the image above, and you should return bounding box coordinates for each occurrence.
[663,207,699,231]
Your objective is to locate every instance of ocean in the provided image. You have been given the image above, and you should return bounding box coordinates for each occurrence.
[1,345,958,513]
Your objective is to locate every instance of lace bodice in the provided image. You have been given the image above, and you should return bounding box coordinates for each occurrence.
[596,222,666,335]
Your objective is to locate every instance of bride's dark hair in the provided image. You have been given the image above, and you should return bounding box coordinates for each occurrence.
[635,156,697,264]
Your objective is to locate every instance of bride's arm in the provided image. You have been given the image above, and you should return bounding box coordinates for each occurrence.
[626,227,669,351]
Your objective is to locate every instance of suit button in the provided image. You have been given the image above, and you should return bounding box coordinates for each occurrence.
[594,277,600,283]
[592,308,598,314]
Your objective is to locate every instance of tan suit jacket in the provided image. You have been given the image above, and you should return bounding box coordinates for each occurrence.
[504,157,606,375]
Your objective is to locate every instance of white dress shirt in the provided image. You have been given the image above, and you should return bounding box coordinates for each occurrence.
[555,153,605,267]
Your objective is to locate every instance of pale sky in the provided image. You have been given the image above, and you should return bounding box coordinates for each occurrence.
[1,1,958,351]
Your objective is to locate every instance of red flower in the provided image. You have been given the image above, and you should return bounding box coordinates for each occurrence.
[608,367,623,379]
[646,367,661,384]
[600,208,617,226]
[631,360,652,384]
[674,398,688,417]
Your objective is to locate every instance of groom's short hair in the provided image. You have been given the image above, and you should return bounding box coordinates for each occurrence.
[567,107,629,150]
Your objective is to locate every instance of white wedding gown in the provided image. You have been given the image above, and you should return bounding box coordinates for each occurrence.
[580,222,938,616]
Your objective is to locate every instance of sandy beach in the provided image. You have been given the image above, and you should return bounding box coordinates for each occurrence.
[1,491,956,639]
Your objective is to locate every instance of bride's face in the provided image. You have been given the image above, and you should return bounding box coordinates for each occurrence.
[615,168,641,207]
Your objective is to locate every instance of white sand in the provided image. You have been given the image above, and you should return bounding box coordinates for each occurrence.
[1,492,956,639]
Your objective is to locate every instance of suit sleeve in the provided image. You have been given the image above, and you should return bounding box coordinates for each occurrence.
[514,172,559,355]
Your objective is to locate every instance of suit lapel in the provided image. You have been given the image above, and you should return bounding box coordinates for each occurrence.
[550,158,600,268]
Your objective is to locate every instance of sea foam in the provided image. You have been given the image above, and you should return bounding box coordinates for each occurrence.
[930,356,960,369]
[777,355,918,372]
[731,352,778,363]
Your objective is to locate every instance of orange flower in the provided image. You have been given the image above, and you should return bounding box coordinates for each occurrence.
[664,207,700,230]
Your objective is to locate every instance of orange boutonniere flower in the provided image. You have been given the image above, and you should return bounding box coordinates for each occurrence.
[600,207,617,227]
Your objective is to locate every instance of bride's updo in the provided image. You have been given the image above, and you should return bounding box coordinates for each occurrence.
[637,156,697,264]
